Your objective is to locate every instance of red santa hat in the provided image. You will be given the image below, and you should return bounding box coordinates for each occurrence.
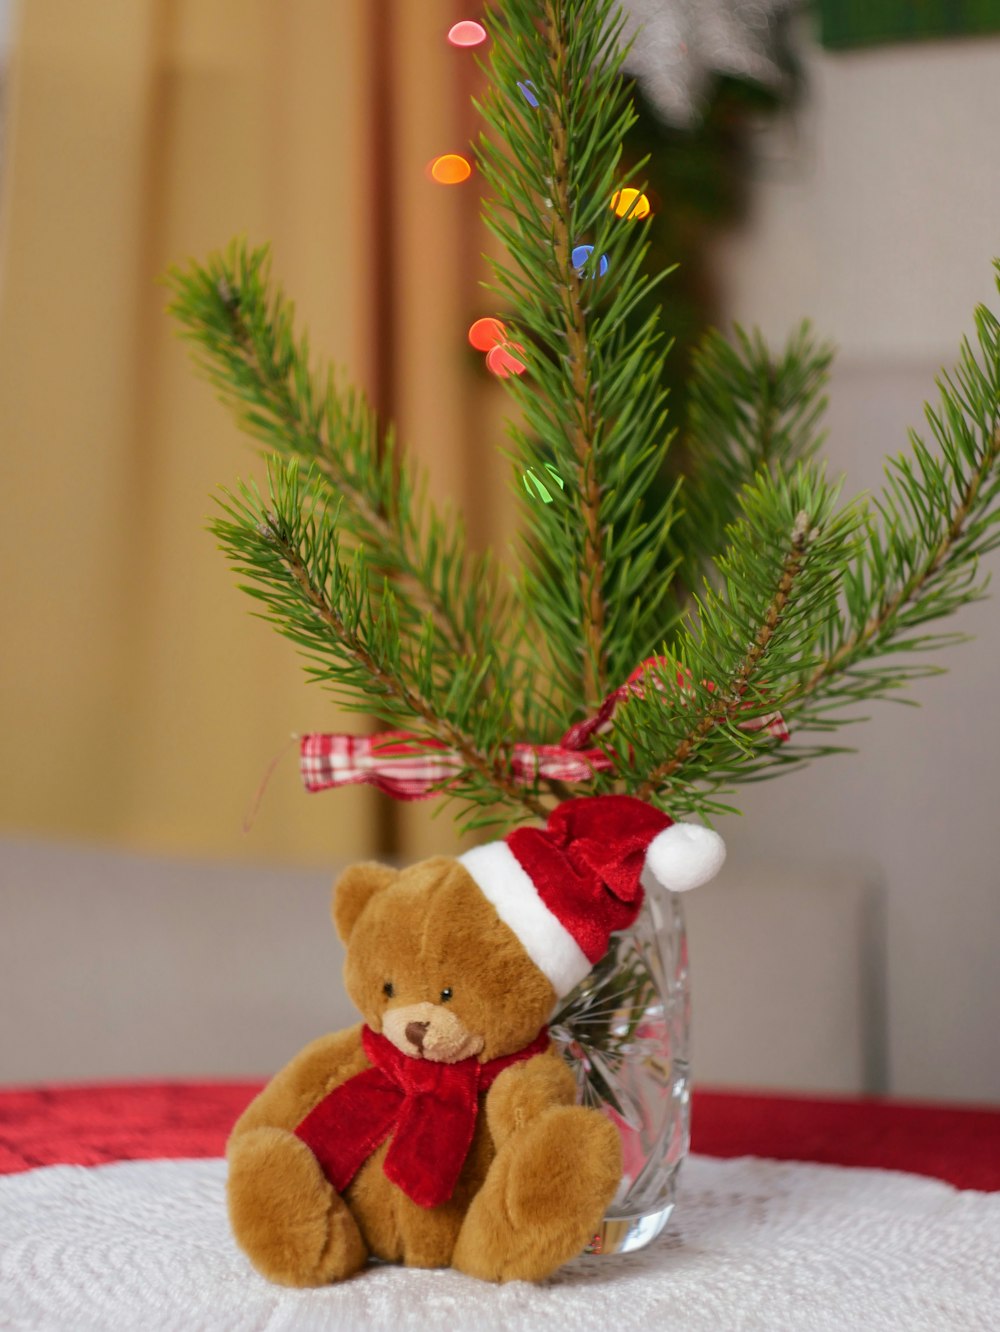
[458,795,726,997]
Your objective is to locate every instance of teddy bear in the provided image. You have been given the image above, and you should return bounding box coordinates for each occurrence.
[226,795,725,1285]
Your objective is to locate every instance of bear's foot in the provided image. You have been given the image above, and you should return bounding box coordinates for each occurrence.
[451,1105,622,1283]
[227,1126,367,1286]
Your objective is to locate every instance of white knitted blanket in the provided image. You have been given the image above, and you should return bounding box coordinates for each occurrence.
[1,1154,997,1331]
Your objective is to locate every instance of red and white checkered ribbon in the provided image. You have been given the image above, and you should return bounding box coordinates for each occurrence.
[299,656,788,799]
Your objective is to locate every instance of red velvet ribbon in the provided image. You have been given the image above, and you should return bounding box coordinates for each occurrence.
[294,1025,550,1209]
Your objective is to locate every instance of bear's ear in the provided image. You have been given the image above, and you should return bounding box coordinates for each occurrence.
[332,861,399,943]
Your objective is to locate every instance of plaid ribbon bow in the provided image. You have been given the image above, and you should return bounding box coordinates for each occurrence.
[299,656,788,800]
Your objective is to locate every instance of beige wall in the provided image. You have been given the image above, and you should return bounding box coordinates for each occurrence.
[709,24,1000,1100]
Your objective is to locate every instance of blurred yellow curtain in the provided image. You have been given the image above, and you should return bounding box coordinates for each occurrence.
[0,0,513,866]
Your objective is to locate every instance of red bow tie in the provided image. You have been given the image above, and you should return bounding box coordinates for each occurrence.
[295,1025,550,1209]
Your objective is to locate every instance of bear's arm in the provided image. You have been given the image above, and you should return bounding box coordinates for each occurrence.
[484,1048,578,1148]
[228,1024,369,1150]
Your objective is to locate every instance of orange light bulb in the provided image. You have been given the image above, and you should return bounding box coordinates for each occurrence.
[468,317,507,351]
[486,342,527,378]
[428,154,472,185]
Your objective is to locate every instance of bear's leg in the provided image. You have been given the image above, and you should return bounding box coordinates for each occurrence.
[451,1105,621,1283]
[228,1126,368,1286]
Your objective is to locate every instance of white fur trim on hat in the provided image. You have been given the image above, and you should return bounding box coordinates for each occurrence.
[642,822,726,894]
[458,842,592,997]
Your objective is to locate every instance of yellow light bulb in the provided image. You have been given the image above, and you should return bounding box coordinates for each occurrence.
[610,188,651,219]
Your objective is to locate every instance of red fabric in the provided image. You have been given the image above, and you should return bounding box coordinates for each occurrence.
[295,1027,550,1209]
[2,1082,998,1192]
[691,1087,1000,1189]
[0,1081,264,1175]
[508,796,671,963]
[300,731,616,799]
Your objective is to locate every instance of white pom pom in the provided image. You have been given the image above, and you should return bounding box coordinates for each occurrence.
[643,822,726,893]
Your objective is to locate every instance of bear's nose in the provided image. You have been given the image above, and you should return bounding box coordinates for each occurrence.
[405,1021,430,1051]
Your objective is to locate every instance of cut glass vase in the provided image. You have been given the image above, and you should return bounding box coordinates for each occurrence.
[550,890,691,1256]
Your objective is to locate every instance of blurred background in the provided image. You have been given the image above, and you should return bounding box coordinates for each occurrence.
[1,1,998,1102]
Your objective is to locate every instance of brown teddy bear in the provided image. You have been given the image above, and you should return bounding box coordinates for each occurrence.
[227,796,725,1285]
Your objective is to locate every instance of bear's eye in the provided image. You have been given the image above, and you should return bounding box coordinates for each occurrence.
[440,987,453,1002]
[382,981,394,998]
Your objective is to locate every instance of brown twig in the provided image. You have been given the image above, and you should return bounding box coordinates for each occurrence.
[542,0,608,709]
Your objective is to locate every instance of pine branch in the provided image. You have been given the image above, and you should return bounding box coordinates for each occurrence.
[166,243,501,682]
[636,509,817,799]
[673,321,833,598]
[628,278,1000,812]
[212,461,550,822]
[606,465,857,815]
[805,438,999,694]
[786,286,1000,728]
[478,0,680,713]
[541,0,609,704]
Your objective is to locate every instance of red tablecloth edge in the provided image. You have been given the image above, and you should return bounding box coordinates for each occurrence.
[690,1085,1000,1191]
[0,1078,266,1099]
[1,1080,998,1191]
[4,1077,996,1113]
[696,1082,1000,1116]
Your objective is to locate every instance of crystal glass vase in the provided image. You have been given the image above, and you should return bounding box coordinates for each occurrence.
[550,890,691,1256]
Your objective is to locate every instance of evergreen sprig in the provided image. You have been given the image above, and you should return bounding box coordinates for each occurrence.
[673,322,834,597]
[211,460,550,821]
[168,0,1000,833]
[477,0,679,707]
[633,281,1000,812]
[612,465,859,817]
[793,291,1000,727]
[165,244,548,724]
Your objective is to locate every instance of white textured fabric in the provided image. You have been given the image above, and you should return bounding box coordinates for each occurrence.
[1,1154,998,1332]
[459,842,592,996]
